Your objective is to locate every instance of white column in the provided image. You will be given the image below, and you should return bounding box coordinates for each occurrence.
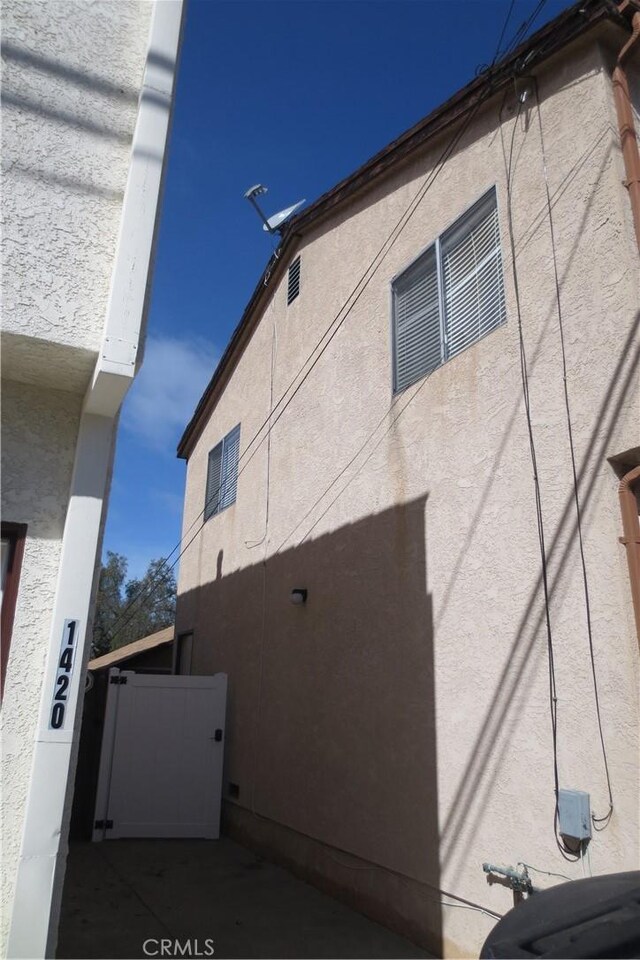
[6,413,116,958]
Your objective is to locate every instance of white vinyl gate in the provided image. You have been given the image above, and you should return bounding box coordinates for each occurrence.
[92,669,227,841]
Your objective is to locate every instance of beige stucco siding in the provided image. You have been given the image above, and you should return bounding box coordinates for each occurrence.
[177,34,639,959]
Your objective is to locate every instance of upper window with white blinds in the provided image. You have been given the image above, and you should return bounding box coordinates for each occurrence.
[392,188,506,393]
[204,424,241,521]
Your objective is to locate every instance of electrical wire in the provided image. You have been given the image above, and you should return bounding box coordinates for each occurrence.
[494,0,518,65]
[499,87,577,862]
[249,312,276,816]
[275,373,429,555]
[104,78,501,650]
[105,0,554,646]
[245,301,277,550]
[234,801,503,921]
[532,76,613,832]
[517,861,572,882]
[501,74,613,860]
[104,7,560,652]
[245,11,568,897]
[438,901,502,922]
[476,0,545,79]
[296,381,429,549]
[96,6,613,908]
[504,0,549,60]
[101,4,585,912]
[104,91,488,646]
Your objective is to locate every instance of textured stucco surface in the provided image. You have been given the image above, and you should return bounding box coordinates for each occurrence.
[1,331,98,395]
[177,32,640,959]
[1,1,152,947]
[0,380,82,945]
[1,0,152,363]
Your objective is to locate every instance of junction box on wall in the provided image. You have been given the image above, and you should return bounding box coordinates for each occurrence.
[558,789,592,844]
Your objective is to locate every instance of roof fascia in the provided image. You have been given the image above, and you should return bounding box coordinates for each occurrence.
[177,0,619,460]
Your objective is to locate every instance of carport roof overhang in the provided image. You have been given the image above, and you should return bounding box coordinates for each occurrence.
[88,625,175,672]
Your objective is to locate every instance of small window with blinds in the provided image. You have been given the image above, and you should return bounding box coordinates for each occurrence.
[392,188,506,392]
[287,256,301,305]
[204,424,241,521]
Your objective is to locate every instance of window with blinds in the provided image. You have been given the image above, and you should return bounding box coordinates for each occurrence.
[204,424,241,521]
[392,188,506,392]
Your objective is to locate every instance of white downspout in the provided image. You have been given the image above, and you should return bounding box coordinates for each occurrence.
[6,3,184,957]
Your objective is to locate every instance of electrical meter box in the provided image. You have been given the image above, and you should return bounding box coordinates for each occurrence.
[558,788,592,842]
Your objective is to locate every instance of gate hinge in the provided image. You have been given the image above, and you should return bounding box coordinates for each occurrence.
[94,819,114,829]
[110,675,127,684]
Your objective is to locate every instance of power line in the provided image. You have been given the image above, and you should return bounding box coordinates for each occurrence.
[476,0,545,78]
[499,88,576,861]
[505,0,549,59]
[104,13,557,650]
[494,0,518,65]
[532,76,614,830]
[517,861,572,883]
[501,65,614,853]
[104,83,500,650]
[276,372,433,555]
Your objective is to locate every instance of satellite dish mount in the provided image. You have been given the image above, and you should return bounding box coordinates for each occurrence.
[244,184,305,235]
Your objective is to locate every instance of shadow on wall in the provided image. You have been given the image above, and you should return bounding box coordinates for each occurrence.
[439,307,640,887]
[177,496,442,954]
[1,40,170,199]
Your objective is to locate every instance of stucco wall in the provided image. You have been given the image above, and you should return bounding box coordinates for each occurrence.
[0,380,83,945]
[176,31,639,959]
[1,0,152,385]
[1,2,154,946]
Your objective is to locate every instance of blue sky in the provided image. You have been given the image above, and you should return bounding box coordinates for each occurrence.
[104,0,569,579]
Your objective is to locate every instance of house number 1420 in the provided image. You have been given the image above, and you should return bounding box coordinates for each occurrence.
[49,619,80,730]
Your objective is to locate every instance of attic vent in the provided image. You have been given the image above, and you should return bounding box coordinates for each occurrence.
[287,256,301,305]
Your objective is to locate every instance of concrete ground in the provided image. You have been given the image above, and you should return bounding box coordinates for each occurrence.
[57,838,431,959]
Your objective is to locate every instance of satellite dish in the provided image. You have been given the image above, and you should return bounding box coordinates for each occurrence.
[244,184,305,235]
[262,199,306,233]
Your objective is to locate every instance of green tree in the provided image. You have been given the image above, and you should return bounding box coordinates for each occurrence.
[91,552,176,655]
[117,559,177,650]
[92,551,128,656]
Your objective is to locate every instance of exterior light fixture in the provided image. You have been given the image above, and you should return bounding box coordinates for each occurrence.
[290,588,308,605]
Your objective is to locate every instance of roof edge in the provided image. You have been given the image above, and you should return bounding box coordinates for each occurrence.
[177,0,621,460]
